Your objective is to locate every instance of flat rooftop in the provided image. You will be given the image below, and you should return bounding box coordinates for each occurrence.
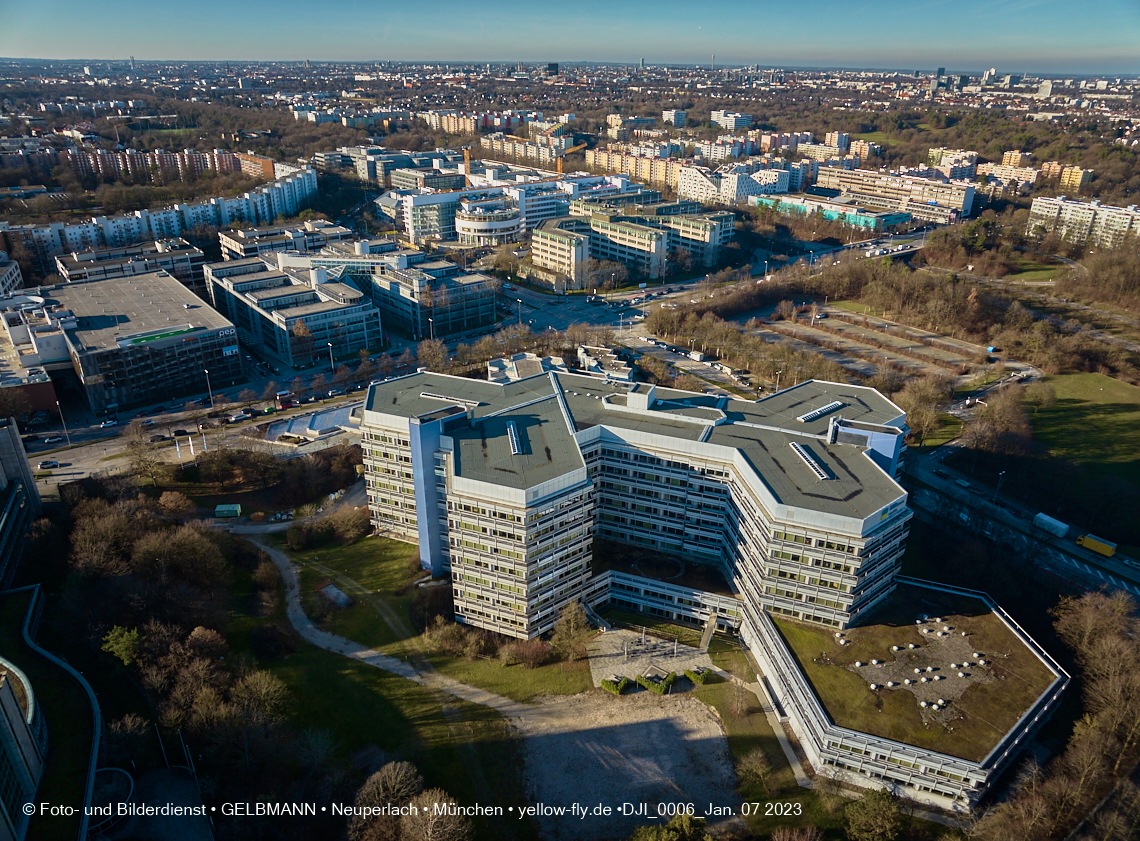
[774,583,1060,763]
[43,271,233,353]
[365,372,908,518]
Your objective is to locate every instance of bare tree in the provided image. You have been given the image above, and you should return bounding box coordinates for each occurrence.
[400,789,473,841]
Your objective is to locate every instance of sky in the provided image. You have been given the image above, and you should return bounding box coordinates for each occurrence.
[3,0,1139,76]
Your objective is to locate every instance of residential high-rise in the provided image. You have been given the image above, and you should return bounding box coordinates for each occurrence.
[1002,150,1032,168]
[1027,196,1140,248]
[662,109,687,127]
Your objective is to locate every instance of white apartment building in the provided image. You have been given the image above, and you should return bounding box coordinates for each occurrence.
[1027,196,1140,248]
[711,110,753,130]
[678,165,790,205]
[662,109,687,127]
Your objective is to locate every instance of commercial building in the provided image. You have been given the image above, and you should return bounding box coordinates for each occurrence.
[532,200,734,287]
[0,253,21,297]
[205,256,382,366]
[0,419,40,588]
[814,169,975,223]
[362,374,911,635]
[3,272,242,414]
[390,168,468,192]
[710,110,753,130]
[361,371,1065,810]
[662,109,687,127]
[218,220,354,261]
[749,194,911,231]
[53,239,207,293]
[487,352,568,383]
[1026,196,1140,248]
[0,649,47,841]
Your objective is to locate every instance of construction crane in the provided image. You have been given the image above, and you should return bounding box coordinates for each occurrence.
[556,142,588,175]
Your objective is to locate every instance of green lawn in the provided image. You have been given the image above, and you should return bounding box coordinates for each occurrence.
[1007,259,1064,283]
[829,299,873,314]
[421,654,593,702]
[773,584,1057,763]
[851,131,901,147]
[1032,372,1140,488]
[912,413,963,448]
[0,592,93,841]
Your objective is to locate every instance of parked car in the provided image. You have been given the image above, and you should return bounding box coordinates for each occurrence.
[140,419,154,426]
[327,388,345,398]
[37,460,58,470]
[99,419,117,428]
[173,429,189,436]
[148,434,168,443]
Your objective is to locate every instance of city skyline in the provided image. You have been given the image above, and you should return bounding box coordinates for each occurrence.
[3,0,1139,75]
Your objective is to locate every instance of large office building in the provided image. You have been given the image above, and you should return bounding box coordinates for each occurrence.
[53,239,207,293]
[218,220,354,261]
[205,256,382,366]
[532,200,734,287]
[749,194,911,231]
[0,273,242,414]
[814,168,975,223]
[0,419,40,589]
[361,372,1066,811]
[1026,196,1140,248]
[0,253,21,297]
[363,373,912,637]
[0,651,46,841]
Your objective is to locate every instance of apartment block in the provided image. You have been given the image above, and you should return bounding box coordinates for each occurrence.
[1002,150,1033,168]
[848,139,882,161]
[1027,196,1140,248]
[1059,167,1094,192]
[0,252,22,297]
[362,374,911,639]
[678,164,790,205]
[824,131,850,151]
[54,238,207,292]
[662,109,687,127]
[815,169,975,223]
[975,163,1040,189]
[710,110,753,130]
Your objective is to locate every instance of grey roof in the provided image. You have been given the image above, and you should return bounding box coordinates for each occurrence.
[451,395,582,489]
[45,271,233,352]
[366,372,906,518]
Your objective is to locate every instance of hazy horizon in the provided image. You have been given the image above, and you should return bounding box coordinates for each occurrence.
[3,0,1138,76]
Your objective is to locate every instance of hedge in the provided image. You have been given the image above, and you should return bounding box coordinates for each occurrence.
[636,672,677,695]
[601,677,631,695]
[685,668,711,685]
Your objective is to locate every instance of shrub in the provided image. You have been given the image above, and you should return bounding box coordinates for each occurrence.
[601,677,631,695]
[736,747,775,796]
[517,638,551,668]
[684,667,710,685]
[423,615,467,656]
[636,672,676,695]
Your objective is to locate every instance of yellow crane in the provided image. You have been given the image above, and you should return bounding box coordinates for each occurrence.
[556,142,588,175]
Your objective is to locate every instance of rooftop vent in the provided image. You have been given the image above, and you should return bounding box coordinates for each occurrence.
[506,421,521,455]
[797,400,843,423]
[790,441,828,480]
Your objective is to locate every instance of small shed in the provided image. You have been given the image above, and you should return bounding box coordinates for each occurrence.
[214,504,242,518]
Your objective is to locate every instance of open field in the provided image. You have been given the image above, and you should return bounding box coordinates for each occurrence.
[919,413,964,448]
[816,317,970,367]
[1031,372,1140,488]
[765,320,937,375]
[774,584,1058,762]
[746,324,877,377]
[1006,259,1066,283]
[852,131,902,147]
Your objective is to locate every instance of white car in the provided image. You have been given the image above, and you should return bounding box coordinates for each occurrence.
[44,436,64,444]
[37,460,58,470]
[99,419,117,428]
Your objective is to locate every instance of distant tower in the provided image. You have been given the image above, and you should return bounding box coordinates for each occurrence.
[640,58,645,70]
[937,67,946,78]
[711,54,715,71]
[129,56,135,71]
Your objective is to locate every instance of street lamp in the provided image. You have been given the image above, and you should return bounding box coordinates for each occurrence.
[203,369,214,409]
[55,400,71,447]
[428,317,435,341]
[992,470,1006,503]
[775,370,783,392]
[327,342,335,373]
[517,298,523,325]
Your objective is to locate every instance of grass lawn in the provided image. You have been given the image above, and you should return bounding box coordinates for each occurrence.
[230,549,539,841]
[1031,372,1140,488]
[1007,259,1064,283]
[0,591,93,841]
[773,584,1057,763]
[851,131,901,147]
[828,299,873,314]
[693,681,844,837]
[421,654,593,702]
[912,413,963,448]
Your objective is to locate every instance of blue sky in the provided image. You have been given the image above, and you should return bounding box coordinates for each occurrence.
[3,0,1138,75]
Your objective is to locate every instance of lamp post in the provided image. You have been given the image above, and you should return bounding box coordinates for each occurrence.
[517,298,523,325]
[775,370,783,392]
[55,400,71,447]
[327,342,335,373]
[428,317,434,341]
[203,369,214,409]
[992,470,1006,503]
